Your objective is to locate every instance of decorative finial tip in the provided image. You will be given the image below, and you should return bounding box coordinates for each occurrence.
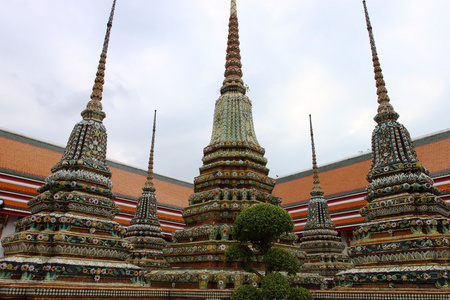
[221,0,245,95]
[362,0,398,123]
[143,109,157,192]
[309,114,324,197]
[230,0,237,16]
[82,0,117,122]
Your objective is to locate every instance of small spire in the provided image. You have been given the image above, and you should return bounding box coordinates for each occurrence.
[362,0,398,123]
[81,0,117,121]
[309,115,324,197]
[220,0,246,95]
[143,110,157,192]
[102,0,116,54]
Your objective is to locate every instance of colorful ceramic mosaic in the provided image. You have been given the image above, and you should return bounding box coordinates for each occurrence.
[125,111,168,269]
[299,116,352,278]
[148,269,323,290]
[163,0,282,270]
[336,1,450,289]
[0,0,144,284]
[149,0,317,289]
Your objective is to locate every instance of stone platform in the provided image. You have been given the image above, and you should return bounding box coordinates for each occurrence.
[0,281,449,300]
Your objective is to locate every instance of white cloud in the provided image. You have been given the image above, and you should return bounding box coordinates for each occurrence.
[0,0,448,182]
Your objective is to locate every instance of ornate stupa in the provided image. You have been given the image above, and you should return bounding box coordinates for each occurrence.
[125,110,168,269]
[299,115,352,278]
[337,0,450,289]
[0,0,144,284]
[148,0,318,290]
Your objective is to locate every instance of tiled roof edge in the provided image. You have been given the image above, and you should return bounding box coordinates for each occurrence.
[0,168,185,211]
[0,128,194,188]
[0,168,46,182]
[282,188,367,209]
[275,153,371,184]
[106,160,193,188]
[410,128,450,147]
[282,169,449,209]
[0,128,65,154]
[115,192,184,211]
[276,128,450,184]
[159,217,185,226]
[158,202,184,211]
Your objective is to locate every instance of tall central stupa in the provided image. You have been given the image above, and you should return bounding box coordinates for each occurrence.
[167,0,281,269]
[148,0,312,290]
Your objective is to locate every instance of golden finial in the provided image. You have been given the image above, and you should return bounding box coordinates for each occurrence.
[220,0,246,95]
[362,0,399,123]
[81,0,117,121]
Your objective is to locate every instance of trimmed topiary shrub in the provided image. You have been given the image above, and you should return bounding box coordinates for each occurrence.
[261,272,290,300]
[263,247,300,275]
[231,284,262,300]
[225,244,255,272]
[288,287,314,300]
[233,203,293,255]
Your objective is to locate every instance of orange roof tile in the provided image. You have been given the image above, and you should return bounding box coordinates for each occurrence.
[274,133,450,207]
[0,136,61,179]
[0,132,192,209]
[110,166,191,208]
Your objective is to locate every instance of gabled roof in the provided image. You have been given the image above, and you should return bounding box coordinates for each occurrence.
[274,129,450,232]
[0,128,192,234]
[1,127,449,234]
[275,129,450,207]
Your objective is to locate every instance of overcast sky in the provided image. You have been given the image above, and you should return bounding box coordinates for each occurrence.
[1,0,449,183]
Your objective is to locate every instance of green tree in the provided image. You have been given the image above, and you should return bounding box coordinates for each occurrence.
[288,287,314,300]
[261,273,290,300]
[232,202,293,255]
[231,284,262,300]
[227,203,299,275]
[226,203,311,299]
[263,247,300,275]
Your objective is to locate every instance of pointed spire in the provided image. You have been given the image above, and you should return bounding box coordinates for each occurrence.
[81,0,117,121]
[144,110,157,192]
[362,0,398,123]
[125,110,168,269]
[220,0,246,95]
[300,118,352,277]
[309,115,324,197]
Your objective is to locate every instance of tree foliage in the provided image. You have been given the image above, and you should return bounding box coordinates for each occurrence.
[230,284,262,300]
[232,203,293,255]
[288,287,314,300]
[261,272,290,300]
[225,244,255,273]
[263,247,300,275]
[229,203,314,300]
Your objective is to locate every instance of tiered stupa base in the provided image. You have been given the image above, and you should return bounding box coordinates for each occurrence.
[0,256,143,284]
[147,268,324,290]
[338,265,450,289]
[301,253,353,279]
[300,228,353,279]
[154,237,323,290]
[0,211,144,284]
[337,215,450,289]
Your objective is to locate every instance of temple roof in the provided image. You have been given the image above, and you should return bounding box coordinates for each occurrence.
[276,129,450,205]
[275,129,450,232]
[1,127,449,233]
